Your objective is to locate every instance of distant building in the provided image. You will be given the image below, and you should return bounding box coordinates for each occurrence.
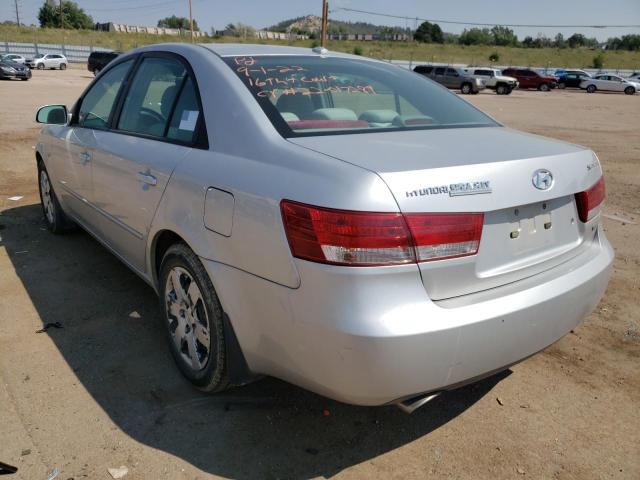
[215,29,308,40]
[328,33,410,41]
[255,30,309,40]
[95,22,205,37]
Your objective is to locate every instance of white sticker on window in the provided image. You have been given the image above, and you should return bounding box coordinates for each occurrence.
[178,110,199,131]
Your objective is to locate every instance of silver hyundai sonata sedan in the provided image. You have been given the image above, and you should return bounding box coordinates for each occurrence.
[35,44,613,412]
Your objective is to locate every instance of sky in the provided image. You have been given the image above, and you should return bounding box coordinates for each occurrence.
[2,0,639,41]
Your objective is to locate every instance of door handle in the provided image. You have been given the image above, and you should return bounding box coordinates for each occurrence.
[137,172,157,186]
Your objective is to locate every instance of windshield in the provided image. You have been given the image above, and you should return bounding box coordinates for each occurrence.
[224,55,497,137]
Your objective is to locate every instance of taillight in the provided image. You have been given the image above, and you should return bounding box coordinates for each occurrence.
[280,200,483,266]
[405,213,484,262]
[575,176,605,223]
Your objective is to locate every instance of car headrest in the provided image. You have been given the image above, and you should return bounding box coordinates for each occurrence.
[280,112,300,122]
[310,108,358,121]
[160,85,179,118]
[359,109,399,124]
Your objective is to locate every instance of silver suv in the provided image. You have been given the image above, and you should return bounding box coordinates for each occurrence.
[414,65,485,94]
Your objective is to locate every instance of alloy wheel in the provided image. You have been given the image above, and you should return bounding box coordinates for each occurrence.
[165,266,212,372]
[40,169,55,224]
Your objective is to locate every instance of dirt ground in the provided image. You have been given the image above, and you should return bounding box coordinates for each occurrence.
[0,68,638,480]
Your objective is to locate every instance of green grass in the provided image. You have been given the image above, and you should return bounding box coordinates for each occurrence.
[2,24,639,70]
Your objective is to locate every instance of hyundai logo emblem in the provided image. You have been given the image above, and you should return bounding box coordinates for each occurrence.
[532,169,554,190]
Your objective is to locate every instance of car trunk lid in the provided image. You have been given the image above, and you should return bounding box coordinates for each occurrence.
[288,127,603,300]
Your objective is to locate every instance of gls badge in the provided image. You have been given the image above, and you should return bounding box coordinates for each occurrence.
[532,169,554,190]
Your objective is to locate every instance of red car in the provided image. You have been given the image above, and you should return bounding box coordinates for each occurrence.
[502,68,557,91]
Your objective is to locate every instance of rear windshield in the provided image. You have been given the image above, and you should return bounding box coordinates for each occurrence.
[224,55,497,137]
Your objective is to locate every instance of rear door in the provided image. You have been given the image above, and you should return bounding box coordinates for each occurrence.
[444,68,460,89]
[520,70,536,88]
[89,53,206,272]
[434,67,446,86]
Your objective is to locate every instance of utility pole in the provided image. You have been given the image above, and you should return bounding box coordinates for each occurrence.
[188,0,194,43]
[59,0,64,29]
[14,0,21,27]
[320,0,329,48]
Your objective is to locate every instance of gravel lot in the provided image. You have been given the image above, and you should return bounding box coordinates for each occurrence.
[0,68,638,480]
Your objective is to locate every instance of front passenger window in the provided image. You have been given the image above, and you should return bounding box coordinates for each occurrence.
[117,57,187,137]
[78,59,133,130]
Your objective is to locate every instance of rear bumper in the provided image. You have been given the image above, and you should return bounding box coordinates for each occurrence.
[202,227,613,406]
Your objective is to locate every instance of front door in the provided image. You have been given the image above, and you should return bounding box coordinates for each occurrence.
[56,59,134,224]
[90,55,205,272]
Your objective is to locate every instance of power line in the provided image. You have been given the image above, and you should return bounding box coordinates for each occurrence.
[84,0,184,12]
[332,7,640,29]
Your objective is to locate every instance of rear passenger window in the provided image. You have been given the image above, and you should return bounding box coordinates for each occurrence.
[166,77,202,143]
[78,59,133,130]
[117,57,186,137]
[435,67,445,75]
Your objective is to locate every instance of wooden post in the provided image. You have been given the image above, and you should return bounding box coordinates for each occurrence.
[188,0,194,43]
[320,0,328,48]
[14,0,21,27]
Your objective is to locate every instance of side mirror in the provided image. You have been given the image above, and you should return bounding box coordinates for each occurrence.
[36,105,68,125]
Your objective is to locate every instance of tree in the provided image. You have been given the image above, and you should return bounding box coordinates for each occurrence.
[458,28,492,46]
[491,26,518,46]
[413,21,443,43]
[224,22,256,38]
[554,33,566,49]
[522,36,534,48]
[567,33,587,48]
[592,53,605,69]
[158,15,199,31]
[38,0,93,29]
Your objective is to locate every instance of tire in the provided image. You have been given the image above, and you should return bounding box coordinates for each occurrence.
[496,84,507,95]
[20,78,29,81]
[460,83,472,94]
[586,84,597,93]
[624,86,635,95]
[37,161,73,233]
[93,68,99,76]
[538,83,550,92]
[60,63,67,70]
[558,82,566,89]
[159,243,230,393]
[36,63,44,70]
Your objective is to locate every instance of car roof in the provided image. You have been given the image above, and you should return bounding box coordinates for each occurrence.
[198,43,356,59]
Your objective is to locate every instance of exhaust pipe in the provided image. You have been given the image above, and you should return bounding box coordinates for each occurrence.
[396,392,441,414]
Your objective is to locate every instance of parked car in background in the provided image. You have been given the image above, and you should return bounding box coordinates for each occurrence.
[87,50,121,75]
[26,53,68,70]
[463,67,518,94]
[1,53,26,64]
[414,65,485,94]
[557,71,592,89]
[34,44,612,411]
[502,68,557,91]
[0,58,32,81]
[627,72,640,81]
[554,69,591,79]
[581,74,639,94]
